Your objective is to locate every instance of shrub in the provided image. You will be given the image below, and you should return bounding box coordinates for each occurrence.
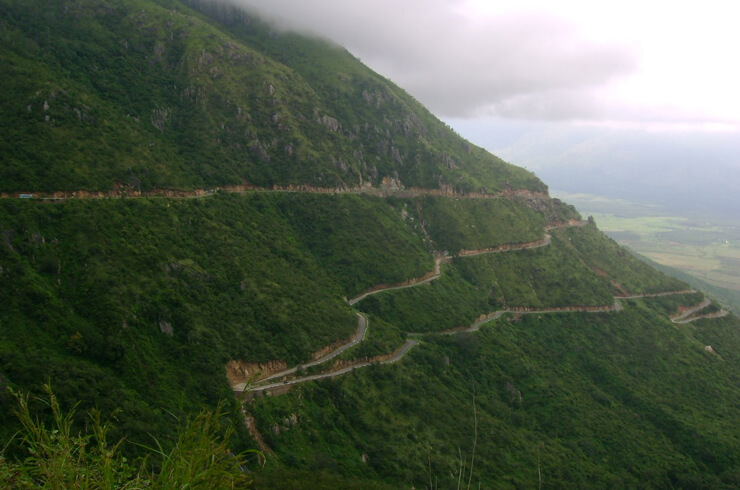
[0,384,257,489]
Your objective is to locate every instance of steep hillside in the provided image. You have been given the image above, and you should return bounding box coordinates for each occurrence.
[0,0,542,194]
[1,1,740,488]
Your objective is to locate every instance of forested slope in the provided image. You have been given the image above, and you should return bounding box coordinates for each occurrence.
[0,0,542,194]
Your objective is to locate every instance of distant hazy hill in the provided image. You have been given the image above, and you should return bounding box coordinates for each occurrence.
[493,125,740,217]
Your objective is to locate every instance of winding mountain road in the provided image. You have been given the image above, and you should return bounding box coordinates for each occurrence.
[235,222,726,395]
[240,231,560,393]
[248,340,419,394]
[0,183,548,202]
[232,313,369,391]
[620,290,696,299]
[348,235,553,306]
[348,256,446,306]
[670,298,729,324]
[674,311,729,324]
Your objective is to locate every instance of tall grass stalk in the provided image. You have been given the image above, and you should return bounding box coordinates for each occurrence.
[1,384,141,489]
[0,384,258,488]
[140,405,256,488]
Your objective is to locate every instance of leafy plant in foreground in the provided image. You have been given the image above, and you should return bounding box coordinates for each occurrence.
[0,384,256,488]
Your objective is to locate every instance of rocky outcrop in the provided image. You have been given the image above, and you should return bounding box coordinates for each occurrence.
[150,106,171,132]
[380,176,404,190]
[318,114,340,132]
[241,408,272,456]
[158,320,174,336]
[226,359,289,386]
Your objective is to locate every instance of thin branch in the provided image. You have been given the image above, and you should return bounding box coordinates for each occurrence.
[467,393,477,490]
[457,446,464,490]
[428,448,433,490]
[538,443,542,490]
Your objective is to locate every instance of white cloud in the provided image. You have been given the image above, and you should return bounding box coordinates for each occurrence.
[224,0,740,130]
[231,0,636,119]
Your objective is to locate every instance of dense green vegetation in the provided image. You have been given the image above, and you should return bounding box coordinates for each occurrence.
[5,185,734,488]
[185,0,546,195]
[562,224,687,294]
[640,292,706,317]
[0,192,431,450]
[0,385,256,488]
[359,262,490,334]
[274,194,433,297]
[359,234,621,333]
[252,306,740,489]
[408,196,547,254]
[0,0,542,194]
[335,315,406,361]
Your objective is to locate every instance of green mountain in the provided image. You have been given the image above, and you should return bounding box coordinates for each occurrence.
[1,1,740,488]
[0,0,541,194]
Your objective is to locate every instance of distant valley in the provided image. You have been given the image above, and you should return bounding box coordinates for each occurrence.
[554,190,740,313]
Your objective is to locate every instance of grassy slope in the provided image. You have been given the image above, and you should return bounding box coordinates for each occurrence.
[5,189,733,488]
[253,307,740,489]
[197,0,545,194]
[0,193,430,450]
[357,226,660,334]
[410,196,547,254]
[3,192,740,487]
[563,224,687,294]
[247,208,740,488]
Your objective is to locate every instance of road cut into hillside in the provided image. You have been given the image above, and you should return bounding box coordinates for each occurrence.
[0,183,549,202]
[232,220,725,397]
[670,298,729,324]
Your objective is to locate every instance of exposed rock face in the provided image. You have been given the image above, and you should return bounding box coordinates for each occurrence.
[150,107,171,131]
[506,381,523,404]
[158,320,173,336]
[380,176,403,190]
[241,408,272,455]
[226,359,289,385]
[318,114,340,132]
[327,346,404,372]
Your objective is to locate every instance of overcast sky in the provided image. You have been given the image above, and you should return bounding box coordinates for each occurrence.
[234,0,740,132]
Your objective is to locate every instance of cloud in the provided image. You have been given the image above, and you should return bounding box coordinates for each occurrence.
[229,0,637,119]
